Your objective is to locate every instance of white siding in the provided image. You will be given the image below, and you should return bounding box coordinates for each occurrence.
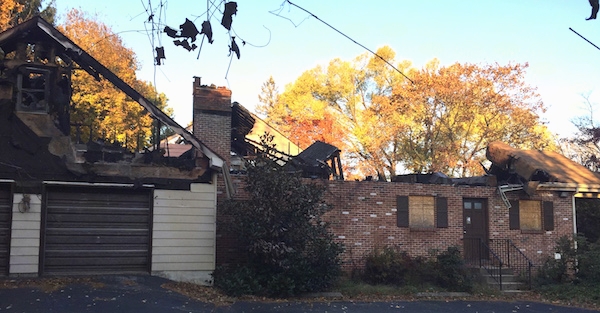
[152,182,216,284]
[10,194,41,274]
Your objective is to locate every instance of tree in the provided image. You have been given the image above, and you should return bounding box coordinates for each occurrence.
[264,47,556,178]
[256,76,279,118]
[563,93,600,171]
[387,60,555,177]
[0,0,55,32]
[59,9,171,151]
[214,136,343,297]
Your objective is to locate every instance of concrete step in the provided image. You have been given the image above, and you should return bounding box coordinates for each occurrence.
[479,267,515,276]
[483,274,521,284]
[498,281,526,291]
[478,268,528,291]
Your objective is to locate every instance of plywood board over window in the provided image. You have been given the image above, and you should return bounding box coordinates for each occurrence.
[409,196,435,228]
[509,199,554,232]
[397,195,448,229]
[520,200,542,231]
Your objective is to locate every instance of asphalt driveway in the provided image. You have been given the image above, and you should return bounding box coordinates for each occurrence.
[0,275,596,313]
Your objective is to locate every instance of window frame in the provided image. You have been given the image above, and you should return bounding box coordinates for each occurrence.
[519,200,542,231]
[509,199,554,232]
[396,195,448,229]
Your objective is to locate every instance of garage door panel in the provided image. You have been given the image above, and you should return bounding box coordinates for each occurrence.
[0,185,10,276]
[0,229,9,243]
[45,247,148,257]
[46,265,147,274]
[42,186,151,275]
[47,190,147,203]
[0,212,10,223]
[45,256,149,266]
[45,234,149,245]
[44,222,148,229]
[46,228,148,237]
[46,213,150,224]
[46,207,150,215]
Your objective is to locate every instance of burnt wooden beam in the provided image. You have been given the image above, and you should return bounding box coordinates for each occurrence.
[30,17,224,169]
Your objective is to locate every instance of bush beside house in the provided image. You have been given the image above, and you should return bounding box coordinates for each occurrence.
[359,246,473,292]
[213,140,343,297]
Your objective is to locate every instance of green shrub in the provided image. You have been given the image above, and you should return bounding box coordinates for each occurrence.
[361,246,472,292]
[535,258,569,286]
[213,135,343,297]
[363,247,411,285]
[435,247,473,292]
[534,235,600,287]
[575,240,600,285]
[212,265,263,297]
[535,236,575,286]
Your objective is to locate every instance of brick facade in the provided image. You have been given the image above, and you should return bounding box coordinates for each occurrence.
[217,177,574,270]
[320,180,573,269]
[189,79,574,271]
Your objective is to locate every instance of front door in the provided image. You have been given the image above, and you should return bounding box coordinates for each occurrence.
[463,198,488,263]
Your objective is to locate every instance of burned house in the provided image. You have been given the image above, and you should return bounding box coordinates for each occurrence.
[300,141,600,290]
[0,17,225,284]
[1,15,593,292]
[187,79,593,290]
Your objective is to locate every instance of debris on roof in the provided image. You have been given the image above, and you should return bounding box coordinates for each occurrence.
[289,141,344,180]
[487,141,600,185]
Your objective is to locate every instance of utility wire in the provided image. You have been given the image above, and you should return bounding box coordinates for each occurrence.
[286,0,414,84]
[570,27,600,51]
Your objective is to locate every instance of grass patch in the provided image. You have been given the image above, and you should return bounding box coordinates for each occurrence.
[335,277,416,297]
[331,275,475,299]
[536,284,600,309]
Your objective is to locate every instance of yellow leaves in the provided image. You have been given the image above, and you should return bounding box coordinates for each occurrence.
[264,46,554,178]
[60,9,169,151]
[0,1,23,32]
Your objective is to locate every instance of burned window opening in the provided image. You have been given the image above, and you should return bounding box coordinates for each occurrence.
[16,67,50,113]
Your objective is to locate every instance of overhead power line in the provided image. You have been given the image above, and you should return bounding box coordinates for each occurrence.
[569,27,600,51]
[286,0,414,84]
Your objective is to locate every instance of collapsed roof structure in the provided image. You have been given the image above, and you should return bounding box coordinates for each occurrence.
[0,16,224,187]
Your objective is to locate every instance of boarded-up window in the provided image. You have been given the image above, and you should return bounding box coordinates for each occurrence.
[409,196,435,228]
[520,200,542,231]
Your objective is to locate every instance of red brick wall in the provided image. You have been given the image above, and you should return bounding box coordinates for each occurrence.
[321,180,573,268]
[192,78,231,166]
[216,177,574,270]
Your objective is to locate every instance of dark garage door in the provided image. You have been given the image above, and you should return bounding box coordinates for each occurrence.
[0,185,11,276]
[41,186,152,275]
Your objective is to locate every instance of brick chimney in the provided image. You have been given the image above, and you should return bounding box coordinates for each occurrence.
[192,77,231,166]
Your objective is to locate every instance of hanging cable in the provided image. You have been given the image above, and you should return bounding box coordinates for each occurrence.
[285,0,414,84]
[570,27,600,51]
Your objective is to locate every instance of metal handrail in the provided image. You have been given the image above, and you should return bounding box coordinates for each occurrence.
[480,240,504,289]
[489,239,534,289]
[507,239,533,289]
[464,238,504,289]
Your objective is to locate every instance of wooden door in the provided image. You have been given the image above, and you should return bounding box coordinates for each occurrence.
[463,198,488,263]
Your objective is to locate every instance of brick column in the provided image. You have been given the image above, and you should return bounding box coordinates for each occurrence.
[192,77,231,166]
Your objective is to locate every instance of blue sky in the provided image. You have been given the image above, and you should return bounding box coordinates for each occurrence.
[55,1,600,138]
